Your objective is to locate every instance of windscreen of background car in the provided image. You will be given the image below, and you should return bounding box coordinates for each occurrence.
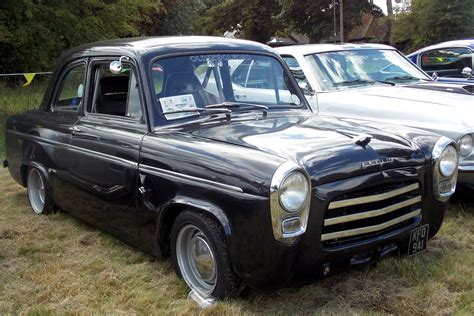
[150,54,302,122]
[305,49,429,91]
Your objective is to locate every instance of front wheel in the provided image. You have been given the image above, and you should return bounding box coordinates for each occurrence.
[171,210,238,299]
[26,167,52,215]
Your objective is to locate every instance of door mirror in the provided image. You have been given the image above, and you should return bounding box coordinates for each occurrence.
[461,67,473,78]
[109,56,130,74]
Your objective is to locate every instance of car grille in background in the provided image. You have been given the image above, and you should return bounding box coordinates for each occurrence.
[322,182,421,248]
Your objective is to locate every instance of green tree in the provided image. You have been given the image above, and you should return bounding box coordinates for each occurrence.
[198,0,282,43]
[277,0,382,43]
[391,0,474,52]
[0,0,161,73]
[141,0,203,36]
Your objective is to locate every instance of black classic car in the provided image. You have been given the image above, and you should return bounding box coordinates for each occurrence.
[4,37,459,300]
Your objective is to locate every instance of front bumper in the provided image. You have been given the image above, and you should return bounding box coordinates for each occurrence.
[230,166,446,290]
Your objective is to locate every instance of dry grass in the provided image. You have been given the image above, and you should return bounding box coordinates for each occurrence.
[1,167,473,315]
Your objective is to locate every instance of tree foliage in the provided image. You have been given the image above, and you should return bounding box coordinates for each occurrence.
[0,0,161,72]
[277,0,382,42]
[391,0,474,52]
[198,0,281,43]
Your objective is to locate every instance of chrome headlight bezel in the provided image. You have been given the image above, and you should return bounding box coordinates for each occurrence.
[459,134,473,157]
[270,161,311,244]
[432,137,459,202]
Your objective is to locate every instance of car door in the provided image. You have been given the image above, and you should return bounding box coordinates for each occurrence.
[40,60,87,209]
[67,57,147,238]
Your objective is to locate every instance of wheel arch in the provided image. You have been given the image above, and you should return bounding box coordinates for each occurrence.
[20,160,51,188]
[157,197,232,258]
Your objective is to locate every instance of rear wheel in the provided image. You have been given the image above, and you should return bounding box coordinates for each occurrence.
[27,167,52,215]
[171,210,238,299]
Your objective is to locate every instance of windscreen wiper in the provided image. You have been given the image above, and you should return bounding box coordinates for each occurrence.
[384,75,427,82]
[206,101,268,117]
[163,108,232,120]
[333,78,395,87]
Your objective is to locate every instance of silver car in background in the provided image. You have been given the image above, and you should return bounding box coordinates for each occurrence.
[272,44,474,190]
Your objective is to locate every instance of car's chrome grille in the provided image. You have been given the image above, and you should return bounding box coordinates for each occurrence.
[321,182,421,248]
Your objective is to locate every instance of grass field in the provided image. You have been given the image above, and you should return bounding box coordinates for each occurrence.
[1,86,473,314]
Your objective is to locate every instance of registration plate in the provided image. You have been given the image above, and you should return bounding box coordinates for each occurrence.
[408,224,429,256]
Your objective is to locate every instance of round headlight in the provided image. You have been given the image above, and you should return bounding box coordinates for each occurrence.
[439,145,458,177]
[279,172,309,212]
[459,135,473,157]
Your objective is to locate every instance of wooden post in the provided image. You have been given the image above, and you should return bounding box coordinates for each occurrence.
[339,0,344,43]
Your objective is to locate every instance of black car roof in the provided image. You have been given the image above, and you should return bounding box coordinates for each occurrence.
[60,36,276,61]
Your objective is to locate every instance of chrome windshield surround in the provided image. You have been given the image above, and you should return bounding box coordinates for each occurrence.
[432,136,459,202]
[270,161,311,244]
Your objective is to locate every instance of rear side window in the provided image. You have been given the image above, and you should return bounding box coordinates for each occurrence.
[54,64,86,111]
[420,48,472,77]
[88,63,143,119]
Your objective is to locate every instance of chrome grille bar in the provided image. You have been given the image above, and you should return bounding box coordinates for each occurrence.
[328,183,419,210]
[321,209,421,241]
[324,195,421,226]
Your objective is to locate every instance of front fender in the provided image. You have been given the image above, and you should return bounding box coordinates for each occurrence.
[160,196,232,237]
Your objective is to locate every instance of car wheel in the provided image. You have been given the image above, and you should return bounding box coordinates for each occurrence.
[27,167,52,215]
[171,210,238,299]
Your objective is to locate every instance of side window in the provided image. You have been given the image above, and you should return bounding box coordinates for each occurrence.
[282,56,311,92]
[89,63,143,119]
[54,63,86,111]
[246,61,275,89]
[420,48,472,77]
[231,60,251,86]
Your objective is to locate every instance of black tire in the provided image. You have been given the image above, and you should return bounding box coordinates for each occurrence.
[26,167,53,215]
[170,209,238,299]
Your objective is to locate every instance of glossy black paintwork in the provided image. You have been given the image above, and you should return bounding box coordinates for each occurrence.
[4,36,448,290]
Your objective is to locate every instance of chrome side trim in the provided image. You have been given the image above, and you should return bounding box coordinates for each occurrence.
[328,183,419,210]
[7,130,138,168]
[68,146,137,168]
[7,130,68,149]
[139,164,243,193]
[321,209,421,241]
[458,163,474,172]
[324,195,421,226]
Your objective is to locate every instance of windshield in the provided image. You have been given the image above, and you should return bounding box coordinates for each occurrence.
[305,49,430,91]
[150,54,303,125]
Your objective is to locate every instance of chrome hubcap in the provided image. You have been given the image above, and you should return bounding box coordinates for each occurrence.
[27,169,45,214]
[176,224,217,295]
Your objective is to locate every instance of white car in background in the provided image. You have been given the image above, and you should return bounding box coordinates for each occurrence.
[272,44,474,190]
